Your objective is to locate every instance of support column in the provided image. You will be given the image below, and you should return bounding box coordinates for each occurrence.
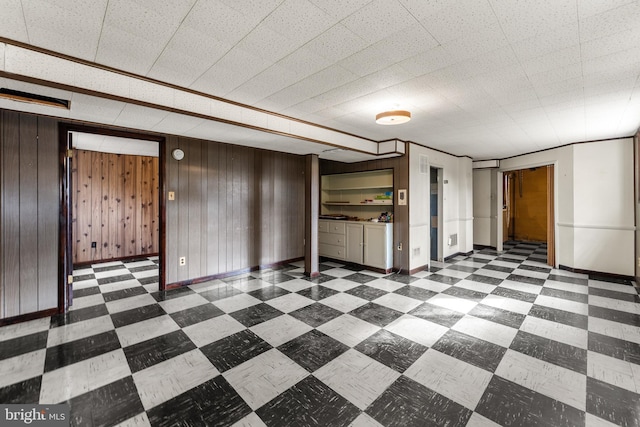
[304,154,319,277]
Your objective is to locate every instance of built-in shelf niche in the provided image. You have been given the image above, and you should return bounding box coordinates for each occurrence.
[321,169,394,220]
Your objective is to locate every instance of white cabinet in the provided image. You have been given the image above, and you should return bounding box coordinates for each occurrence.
[345,223,364,264]
[363,223,393,270]
[318,219,393,272]
[318,219,346,260]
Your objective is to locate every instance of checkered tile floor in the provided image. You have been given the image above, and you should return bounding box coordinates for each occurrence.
[1,243,639,426]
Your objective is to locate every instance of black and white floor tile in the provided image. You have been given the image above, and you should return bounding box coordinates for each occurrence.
[1,243,640,426]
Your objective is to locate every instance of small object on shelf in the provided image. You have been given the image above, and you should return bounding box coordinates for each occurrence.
[378,212,392,222]
[326,200,349,203]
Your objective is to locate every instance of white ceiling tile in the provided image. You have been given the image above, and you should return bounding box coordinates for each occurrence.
[181,0,261,45]
[0,0,28,42]
[70,93,126,123]
[95,25,165,75]
[218,0,283,20]
[190,48,274,96]
[20,0,106,60]
[158,25,231,66]
[363,65,413,91]
[129,80,174,108]
[112,104,169,130]
[460,46,519,76]
[581,48,640,78]
[341,0,418,44]
[226,65,300,106]
[529,63,583,87]
[578,1,640,43]
[305,24,369,63]
[490,0,578,43]
[520,45,581,76]
[236,23,304,64]
[578,0,635,19]
[273,47,329,82]
[147,51,216,89]
[338,43,397,77]
[414,0,499,44]
[5,46,76,86]
[152,112,205,134]
[580,27,640,61]
[373,23,439,63]
[174,92,211,117]
[309,0,372,21]
[293,65,359,100]
[262,0,336,44]
[537,85,584,105]
[73,64,131,100]
[510,22,580,61]
[314,79,377,108]
[441,22,509,63]
[492,90,540,107]
[102,0,185,46]
[398,46,457,77]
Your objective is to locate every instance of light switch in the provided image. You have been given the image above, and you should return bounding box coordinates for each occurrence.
[168,191,175,201]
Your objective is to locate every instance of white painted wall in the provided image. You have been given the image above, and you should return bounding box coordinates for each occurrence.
[499,138,635,276]
[409,144,473,270]
[473,169,492,246]
[571,139,634,275]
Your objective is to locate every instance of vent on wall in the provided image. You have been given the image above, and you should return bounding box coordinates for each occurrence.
[420,155,428,174]
[448,234,458,246]
[0,88,70,110]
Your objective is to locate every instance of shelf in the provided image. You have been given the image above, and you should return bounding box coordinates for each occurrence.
[324,185,393,191]
[323,202,393,206]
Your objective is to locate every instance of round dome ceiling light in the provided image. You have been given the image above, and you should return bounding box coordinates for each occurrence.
[375,110,411,125]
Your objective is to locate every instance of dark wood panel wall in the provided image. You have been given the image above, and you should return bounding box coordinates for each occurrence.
[72,150,159,264]
[0,111,58,319]
[165,136,305,284]
[320,156,410,272]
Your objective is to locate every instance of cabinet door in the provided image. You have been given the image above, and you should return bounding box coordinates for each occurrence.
[345,223,364,264]
[363,224,387,269]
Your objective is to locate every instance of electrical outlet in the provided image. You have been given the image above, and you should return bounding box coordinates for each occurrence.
[397,243,402,251]
[179,256,186,266]
[168,191,175,201]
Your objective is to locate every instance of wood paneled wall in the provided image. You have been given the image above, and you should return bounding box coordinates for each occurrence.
[0,111,58,319]
[72,150,159,264]
[165,136,305,284]
[320,156,409,272]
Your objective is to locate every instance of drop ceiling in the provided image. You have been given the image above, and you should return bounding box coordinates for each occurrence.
[0,0,639,161]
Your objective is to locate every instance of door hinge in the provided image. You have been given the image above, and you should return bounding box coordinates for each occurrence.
[66,149,73,158]
[67,275,73,284]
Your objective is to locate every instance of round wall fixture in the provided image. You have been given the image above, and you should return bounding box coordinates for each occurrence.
[171,148,185,161]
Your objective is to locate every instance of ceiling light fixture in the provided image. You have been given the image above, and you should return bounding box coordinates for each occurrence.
[375,110,411,125]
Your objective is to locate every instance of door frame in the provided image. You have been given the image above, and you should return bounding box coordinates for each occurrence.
[58,123,166,312]
[496,162,558,267]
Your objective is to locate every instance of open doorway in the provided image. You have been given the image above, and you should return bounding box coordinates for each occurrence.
[430,167,444,262]
[502,165,555,266]
[60,124,165,312]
